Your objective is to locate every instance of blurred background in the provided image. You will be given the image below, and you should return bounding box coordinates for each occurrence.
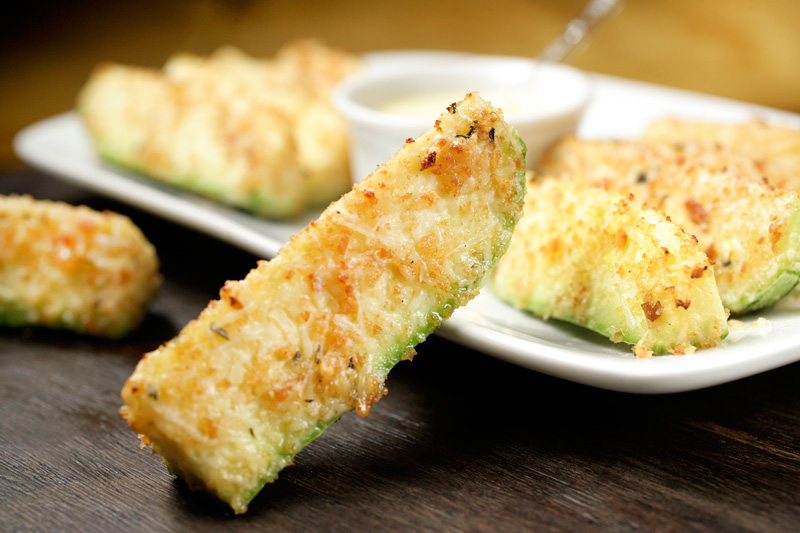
[2,0,799,171]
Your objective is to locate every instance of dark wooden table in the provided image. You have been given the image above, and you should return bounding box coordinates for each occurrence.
[2,170,799,532]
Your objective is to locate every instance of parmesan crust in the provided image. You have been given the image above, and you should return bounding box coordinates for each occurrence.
[120,93,526,513]
[0,195,160,337]
[77,41,361,219]
[643,118,800,191]
[538,136,800,313]
[492,178,728,355]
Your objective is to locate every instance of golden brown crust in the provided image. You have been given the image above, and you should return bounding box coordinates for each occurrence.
[0,194,160,336]
[492,178,727,355]
[78,41,362,218]
[643,118,800,191]
[537,136,800,313]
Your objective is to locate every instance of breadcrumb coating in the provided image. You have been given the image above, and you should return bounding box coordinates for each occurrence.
[0,195,160,337]
[78,40,361,219]
[492,178,727,355]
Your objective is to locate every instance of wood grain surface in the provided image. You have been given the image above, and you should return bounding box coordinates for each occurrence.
[1,171,799,532]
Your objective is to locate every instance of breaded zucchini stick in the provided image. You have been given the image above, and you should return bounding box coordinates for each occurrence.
[77,42,360,219]
[538,137,800,313]
[538,136,769,185]
[163,42,359,208]
[121,94,526,513]
[77,62,307,219]
[492,178,728,356]
[0,195,160,337]
[643,118,800,191]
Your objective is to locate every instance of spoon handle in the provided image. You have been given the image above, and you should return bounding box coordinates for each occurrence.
[537,0,623,63]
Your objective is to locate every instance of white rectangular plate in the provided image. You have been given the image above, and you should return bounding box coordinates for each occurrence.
[13,52,800,393]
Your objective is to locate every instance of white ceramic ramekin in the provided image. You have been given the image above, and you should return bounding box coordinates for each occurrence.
[333,51,592,182]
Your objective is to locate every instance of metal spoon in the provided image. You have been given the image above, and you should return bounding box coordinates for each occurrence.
[537,0,623,63]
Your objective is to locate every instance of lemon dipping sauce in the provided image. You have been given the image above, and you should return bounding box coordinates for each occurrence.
[332,54,592,181]
[377,90,532,119]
